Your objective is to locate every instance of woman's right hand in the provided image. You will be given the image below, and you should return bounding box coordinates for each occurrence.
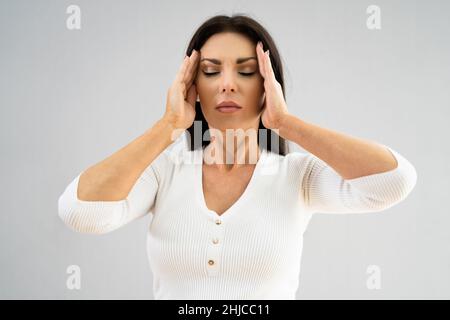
[163,49,200,130]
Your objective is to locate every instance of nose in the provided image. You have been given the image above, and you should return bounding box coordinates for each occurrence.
[219,70,236,93]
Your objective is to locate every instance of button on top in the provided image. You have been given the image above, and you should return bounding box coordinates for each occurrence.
[208,259,215,265]
[215,219,222,225]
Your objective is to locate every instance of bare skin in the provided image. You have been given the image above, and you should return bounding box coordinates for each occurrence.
[196,32,398,215]
[76,39,200,201]
[193,33,267,215]
[78,31,397,215]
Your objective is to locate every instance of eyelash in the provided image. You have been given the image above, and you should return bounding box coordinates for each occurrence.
[202,71,255,77]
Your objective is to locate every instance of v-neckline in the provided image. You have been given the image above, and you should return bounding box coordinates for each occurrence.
[195,146,266,222]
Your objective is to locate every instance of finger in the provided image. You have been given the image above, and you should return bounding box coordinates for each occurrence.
[265,50,276,82]
[182,51,195,84]
[185,50,200,87]
[256,41,266,79]
[175,55,190,83]
[183,50,198,83]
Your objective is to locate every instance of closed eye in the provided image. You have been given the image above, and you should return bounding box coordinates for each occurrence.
[202,71,255,77]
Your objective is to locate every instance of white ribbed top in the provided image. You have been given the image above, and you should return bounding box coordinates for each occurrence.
[58,133,417,299]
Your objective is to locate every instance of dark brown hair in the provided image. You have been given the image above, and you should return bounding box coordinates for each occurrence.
[185,14,289,156]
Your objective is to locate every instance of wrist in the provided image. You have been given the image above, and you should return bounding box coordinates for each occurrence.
[277,112,294,140]
[277,112,291,131]
[156,117,184,143]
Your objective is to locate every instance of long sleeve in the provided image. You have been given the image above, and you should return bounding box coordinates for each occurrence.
[57,151,168,235]
[301,145,418,214]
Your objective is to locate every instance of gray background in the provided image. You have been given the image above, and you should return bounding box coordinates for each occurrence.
[1,0,448,299]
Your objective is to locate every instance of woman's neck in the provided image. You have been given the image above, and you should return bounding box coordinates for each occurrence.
[203,131,261,171]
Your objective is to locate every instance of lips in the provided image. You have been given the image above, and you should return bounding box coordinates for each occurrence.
[215,100,242,113]
[216,100,242,109]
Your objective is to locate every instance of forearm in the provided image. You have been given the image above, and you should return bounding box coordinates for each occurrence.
[77,117,180,201]
[278,114,398,180]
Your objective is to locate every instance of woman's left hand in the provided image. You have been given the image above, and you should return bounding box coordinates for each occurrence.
[256,41,289,130]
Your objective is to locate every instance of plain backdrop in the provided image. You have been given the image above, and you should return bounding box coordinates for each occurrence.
[1,0,449,299]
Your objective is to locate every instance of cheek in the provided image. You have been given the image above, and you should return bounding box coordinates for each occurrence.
[197,76,216,91]
[196,80,212,101]
[249,75,264,92]
[246,81,264,102]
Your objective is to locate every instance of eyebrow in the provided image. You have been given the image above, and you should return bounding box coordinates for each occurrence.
[200,57,257,65]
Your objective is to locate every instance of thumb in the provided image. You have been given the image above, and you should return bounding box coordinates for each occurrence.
[186,84,197,107]
[260,93,266,111]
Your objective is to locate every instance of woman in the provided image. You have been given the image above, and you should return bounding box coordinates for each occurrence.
[58,15,417,299]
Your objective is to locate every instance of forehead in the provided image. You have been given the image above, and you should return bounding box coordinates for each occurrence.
[200,32,255,60]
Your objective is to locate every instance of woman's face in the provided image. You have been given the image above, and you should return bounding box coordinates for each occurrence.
[194,32,265,131]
